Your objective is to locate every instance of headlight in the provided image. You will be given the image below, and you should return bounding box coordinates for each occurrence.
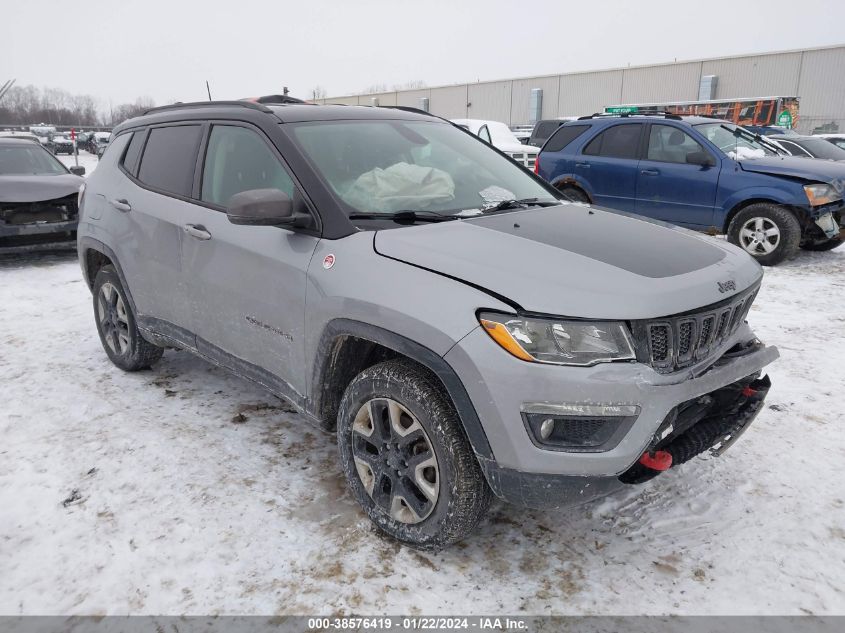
[804,183,842,206]
[478,312,636,366]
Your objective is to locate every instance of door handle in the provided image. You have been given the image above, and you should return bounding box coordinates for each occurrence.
[575,162,591,169]
[109,198,131,212]
[183,224,212,240]
[640,169,660,176]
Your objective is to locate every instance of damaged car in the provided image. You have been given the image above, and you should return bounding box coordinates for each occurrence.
[78,100,778,549]
[536,115,845,263]
[1,137,85,253]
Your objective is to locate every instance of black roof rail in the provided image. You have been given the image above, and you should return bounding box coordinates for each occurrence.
[250,95,307,105]
[378,105,441,119]
[578,111,683,121]
[142,100,273,116]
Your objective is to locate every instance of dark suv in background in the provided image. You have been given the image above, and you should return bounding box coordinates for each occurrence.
[536,114,844,264]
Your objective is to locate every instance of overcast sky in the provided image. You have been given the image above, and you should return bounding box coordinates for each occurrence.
[5,0,845,108]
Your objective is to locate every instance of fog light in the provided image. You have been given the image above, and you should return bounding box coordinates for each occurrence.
[521,403,640,452]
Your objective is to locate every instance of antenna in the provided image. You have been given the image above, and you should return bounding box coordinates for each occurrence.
[206,81,212,101]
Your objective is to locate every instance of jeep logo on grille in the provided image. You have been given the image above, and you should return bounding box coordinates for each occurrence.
[717,280,736,293]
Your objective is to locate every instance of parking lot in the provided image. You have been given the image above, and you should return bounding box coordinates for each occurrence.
[1,155,843,615]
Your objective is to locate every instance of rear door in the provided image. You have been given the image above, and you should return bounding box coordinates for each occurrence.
[106,124,203,334]
[635,124,720,227]
[179,122,320,400]
[575,122,643,212]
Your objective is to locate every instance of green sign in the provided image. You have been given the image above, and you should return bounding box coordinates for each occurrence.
[606,106,639,114]
[777,110,793,129]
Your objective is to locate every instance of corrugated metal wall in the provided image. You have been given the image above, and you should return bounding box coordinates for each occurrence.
[703,51,802,99]
[430,85,468,119]
[620,61,701,104]
[796,47,845,133]
[559,70,623,117]
[323,45,845,130]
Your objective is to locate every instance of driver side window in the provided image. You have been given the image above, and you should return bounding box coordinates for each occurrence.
[201,125,294,207]
[647,125,707,164]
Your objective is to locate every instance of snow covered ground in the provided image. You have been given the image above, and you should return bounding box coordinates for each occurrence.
[1,170,843,614]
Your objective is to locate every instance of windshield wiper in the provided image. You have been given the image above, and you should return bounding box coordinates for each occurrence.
[720,124,783,154]
[482,198,559,213]
[348,210,461,224]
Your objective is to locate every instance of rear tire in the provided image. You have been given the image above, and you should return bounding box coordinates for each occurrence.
[800,236,844,251]
[726,203,801,266]
[337,359,492,550]
[558,185,590,203]
[92,265,163,371]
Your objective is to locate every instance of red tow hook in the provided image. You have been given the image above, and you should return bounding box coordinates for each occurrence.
[639,450,673,471]
[742,385,757,397]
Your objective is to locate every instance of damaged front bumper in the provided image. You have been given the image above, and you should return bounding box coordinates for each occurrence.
[0,198,79,252]
[445,322,779,509]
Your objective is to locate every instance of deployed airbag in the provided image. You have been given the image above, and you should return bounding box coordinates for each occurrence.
[342,162,455,212]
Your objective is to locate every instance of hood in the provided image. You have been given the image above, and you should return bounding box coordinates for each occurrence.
[738,155,845,183]
[501,143,539,154]
[374,205,762,320]
[0,173,85,203]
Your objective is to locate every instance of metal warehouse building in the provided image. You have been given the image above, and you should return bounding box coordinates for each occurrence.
[319,44,845,134]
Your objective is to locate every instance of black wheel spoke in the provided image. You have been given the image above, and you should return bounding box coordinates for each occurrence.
[368,400,392,442]
[395,427,425,450]
[396,476,431,519]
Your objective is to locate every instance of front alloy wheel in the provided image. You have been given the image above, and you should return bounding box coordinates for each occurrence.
[351,398,439,524]
[337,359,492,550]
[738,216,780,256]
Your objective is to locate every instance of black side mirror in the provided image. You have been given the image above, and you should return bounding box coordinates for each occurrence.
[686,151,715,167]
[69,166,86,176]
[226,188,303,227]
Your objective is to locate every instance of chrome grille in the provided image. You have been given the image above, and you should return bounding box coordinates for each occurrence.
[637,286,759,374]
[508,151,538,168]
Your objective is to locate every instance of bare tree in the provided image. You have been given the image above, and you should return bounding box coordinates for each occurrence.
[392,80,427,91]
[362,83,389,95]
[310,86,327,100]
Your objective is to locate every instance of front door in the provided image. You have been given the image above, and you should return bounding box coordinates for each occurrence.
[635,124,720,227]
[179,123,319,401]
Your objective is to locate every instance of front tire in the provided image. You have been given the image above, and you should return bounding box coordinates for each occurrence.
[727,203,801,266]
[337,359,492,550]
[92,265,163,371]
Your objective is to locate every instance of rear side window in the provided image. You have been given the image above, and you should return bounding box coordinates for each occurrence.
[121,131,145,176]
[201,125,294,206]
[532,121,561,143]
[583,124,642,159]
[544,125,589,152]
[137,125,202,197]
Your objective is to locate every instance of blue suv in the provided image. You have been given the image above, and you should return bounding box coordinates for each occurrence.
[536,114,844,265]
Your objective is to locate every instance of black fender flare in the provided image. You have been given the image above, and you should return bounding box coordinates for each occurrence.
[309,318,494,461]
[78,236,140,319]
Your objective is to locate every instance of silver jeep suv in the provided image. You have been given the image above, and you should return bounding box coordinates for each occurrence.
[77,99,779,549]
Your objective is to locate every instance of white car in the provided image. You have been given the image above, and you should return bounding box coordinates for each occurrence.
[452,119,539,169]
[813,133,845,151]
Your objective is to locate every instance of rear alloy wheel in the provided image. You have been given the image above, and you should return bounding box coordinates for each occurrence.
[337,359,492,550]
[727,203,800,266]
[92,265,163,371]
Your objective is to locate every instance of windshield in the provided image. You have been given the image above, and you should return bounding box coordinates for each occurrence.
[0,145,68,175]
[289,120,557,216]
[695,123,780,159]
[792,138,845,160]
